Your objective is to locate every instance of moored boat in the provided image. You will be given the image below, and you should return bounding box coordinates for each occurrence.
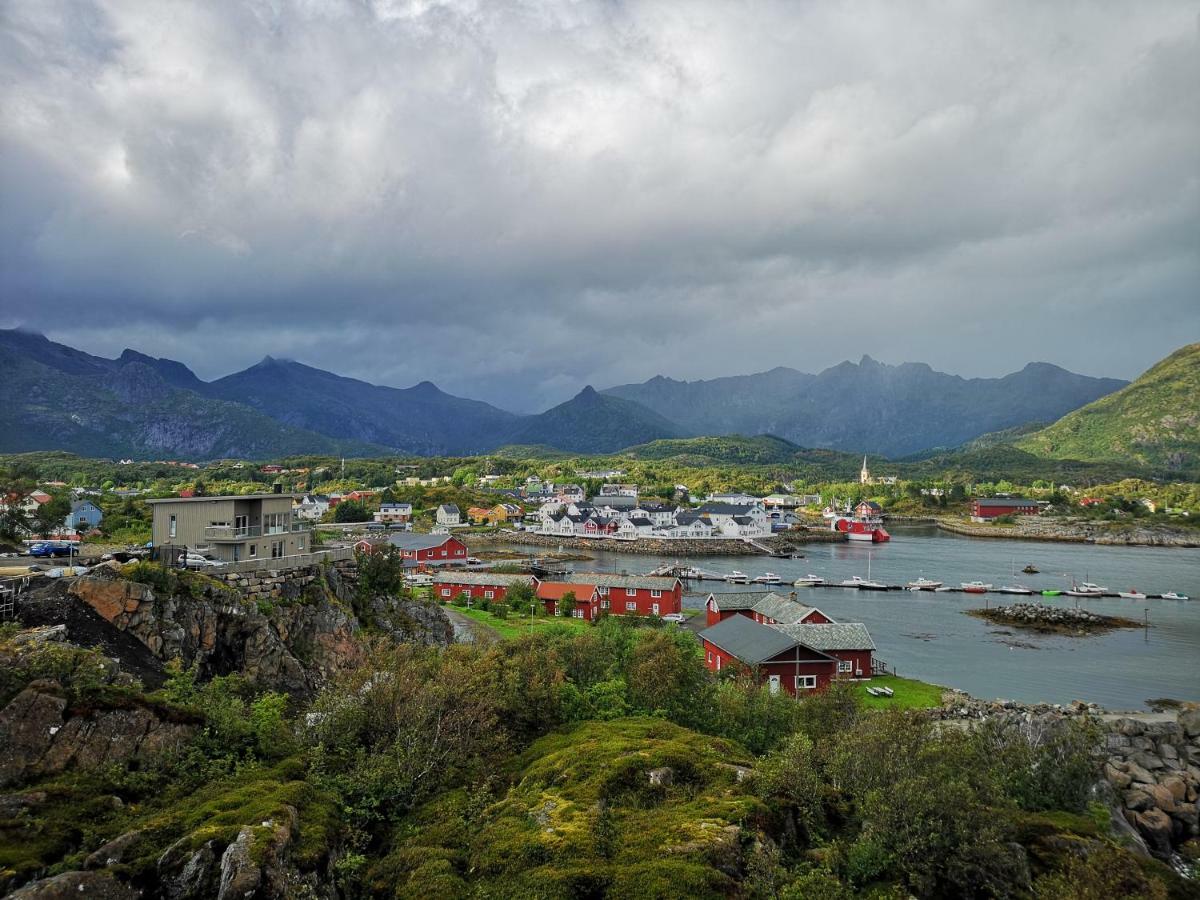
[906,577,943,591]
[961,581,992,594]
[1066,582,1106,597]
[726,570,749,584]
[997,585,1035,595]
[1041,589,1062,597]
[794,574,825,586]
[1118,590,1147,599]
[753,572,782,585]
[1022,564,1039,574]
[1161,591,1190,601]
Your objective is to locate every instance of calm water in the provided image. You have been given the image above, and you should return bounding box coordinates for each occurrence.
[518,526,1200,710]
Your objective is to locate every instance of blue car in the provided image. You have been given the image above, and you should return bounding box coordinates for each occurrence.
[28,542,74,558]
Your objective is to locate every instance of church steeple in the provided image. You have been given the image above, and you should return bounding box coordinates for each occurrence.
[860,455,871,485]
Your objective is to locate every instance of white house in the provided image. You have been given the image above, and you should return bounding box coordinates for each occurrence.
[375,503,413,524]
[634,503,678,527]
[294,494,331,521]
[694,502,769,537]
[705,492,760,505]
[436,504,462,526]
[599,483,639,498]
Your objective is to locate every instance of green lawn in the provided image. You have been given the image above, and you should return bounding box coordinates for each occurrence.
[856,675,946,710]
[454,605,592,640]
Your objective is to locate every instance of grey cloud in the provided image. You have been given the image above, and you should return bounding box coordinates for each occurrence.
[1,0,1197,413]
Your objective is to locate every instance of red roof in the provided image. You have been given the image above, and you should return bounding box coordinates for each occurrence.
[536,581,597,602]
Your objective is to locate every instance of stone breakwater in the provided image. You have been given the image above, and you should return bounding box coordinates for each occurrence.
[934,516,1200,547]
[935,692,1200,862]
[469,530,842,556]
[969,603,1139,634]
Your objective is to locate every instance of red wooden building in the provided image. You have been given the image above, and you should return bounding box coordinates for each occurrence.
[385,533,468,565]
[697,616,876,695]
[535,581,602,620]
[565,573,682,617]
[705,591,832,628]
[435,572,533,603]
[970,498,1040,520]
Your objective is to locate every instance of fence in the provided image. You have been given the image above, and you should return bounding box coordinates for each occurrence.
[206,546,355,576]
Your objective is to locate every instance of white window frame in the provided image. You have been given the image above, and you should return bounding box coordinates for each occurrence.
[625,601,637,611]
[796,675,817,690]
[484,590,494,599]
[441,588,451,597]
[650,589,662,598]
[626,588,637,597]
[249,544,257,557]
[838,660,853,674]
[573,609,584,619]
[168,515,177,539]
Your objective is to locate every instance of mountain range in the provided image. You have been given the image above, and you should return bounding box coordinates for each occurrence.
[0,328,1137,461]
[1016,343,1200,477]
[605,357,1128,458]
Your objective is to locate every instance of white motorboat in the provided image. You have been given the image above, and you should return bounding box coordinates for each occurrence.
[997,585,1035,595]
[906,577,943,591]
[840,575,869,587]
[934,585,956,593]
[961,581,992,594]
[1118,590,1147,599]
[753,572,782,585]
[726,570,749,584]
[1161,591,1189,601]
[794,574,825,586]
[1066,582,1106,597]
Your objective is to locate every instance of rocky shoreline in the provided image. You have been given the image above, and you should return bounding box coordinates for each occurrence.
[468,529,842,556]
[933,516,1200,547]
[968,603,1142,635]
[935,691,1200,865]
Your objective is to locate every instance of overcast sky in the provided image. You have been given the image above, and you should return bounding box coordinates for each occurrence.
[2,1,1197,412]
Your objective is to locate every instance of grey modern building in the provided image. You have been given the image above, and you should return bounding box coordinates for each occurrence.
[145,492,309,563]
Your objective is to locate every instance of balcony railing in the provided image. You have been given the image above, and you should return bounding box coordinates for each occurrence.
[204,522,309,541]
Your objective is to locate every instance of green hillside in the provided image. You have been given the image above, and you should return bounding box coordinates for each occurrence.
[1017,344,1200,477]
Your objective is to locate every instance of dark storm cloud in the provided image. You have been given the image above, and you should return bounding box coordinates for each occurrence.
[2,0,1197,411]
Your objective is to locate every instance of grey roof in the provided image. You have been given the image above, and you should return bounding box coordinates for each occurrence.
[433,572,532,587]
[773,622,876,651]
[438,503,460,514]
[387,533,460,551]
[752,595,824,624]
[70,499,100,512]
[696,502,758,515]
[627,517,653,526]
[590,495,638,508]
[675,512,709,525]
[698,616,799,664]
[640,503,677,513]
[563,572,680,591]
[707,591,775,611]
[146,492,301,503]
[732,516,752,525]
[973,497,1039,507]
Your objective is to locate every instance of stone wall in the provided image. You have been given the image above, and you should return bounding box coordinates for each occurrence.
[214,559,358,606]
[471,530,841,556]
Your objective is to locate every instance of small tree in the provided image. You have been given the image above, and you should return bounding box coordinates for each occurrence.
[34,494,71,537]
[334,500,372,523]
[558,590,576,618]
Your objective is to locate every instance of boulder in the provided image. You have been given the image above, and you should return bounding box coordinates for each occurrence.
[0,681,67,787]
[1125,762,1157,785]
[1145,783,1178,814]
[6,870,139,899]
[85,830,144,869]
[1131,807,1175,857]
[1125,790,1155,812]
[217,829,261,900]
[1179,707,1200,738]
[1103,763,1132,791]
[648,767,675,787]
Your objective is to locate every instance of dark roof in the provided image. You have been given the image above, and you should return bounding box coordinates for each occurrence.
[707,591,774,611]
[434,572,532,587]
[70,500,100,512]
[773,622,876,651]
[696,502,758,515]
[973,497,1039,507]
[563,572,680,591]
[698,616,798,664]
[732,515,752,525]
[438,503,460,514]
[627,517,653,526]
[387,533,460,551]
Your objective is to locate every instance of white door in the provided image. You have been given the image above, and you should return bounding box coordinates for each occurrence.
[768,675,781,694]
[652,603,660,616]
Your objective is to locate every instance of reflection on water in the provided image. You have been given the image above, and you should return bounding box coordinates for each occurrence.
[505,526,1200,710]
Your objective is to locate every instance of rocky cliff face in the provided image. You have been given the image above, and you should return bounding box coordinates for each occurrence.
[63,564,451,697]
[0,679,197,789]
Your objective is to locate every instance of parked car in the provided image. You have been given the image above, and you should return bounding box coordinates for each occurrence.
[28,542,75,558]
[180,552,219,568]
[662,612,686,624]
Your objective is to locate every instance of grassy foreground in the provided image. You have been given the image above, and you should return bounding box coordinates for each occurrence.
[855,674,946,710]
[454,605,592,639]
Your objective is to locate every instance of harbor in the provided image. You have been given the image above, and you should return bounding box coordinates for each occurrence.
[522,524,1200,710]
